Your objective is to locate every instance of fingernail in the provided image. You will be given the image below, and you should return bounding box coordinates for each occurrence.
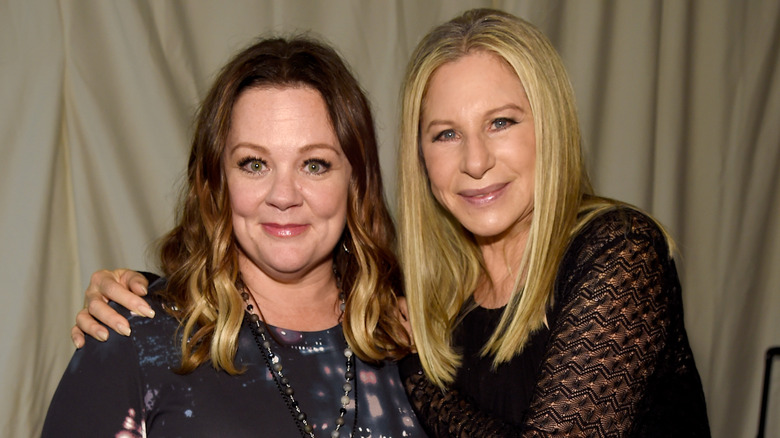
[72,337,83,349]
[97,329,109,342]
[138,304,155,318]
[117,323,131,337]
[140,285,148,295]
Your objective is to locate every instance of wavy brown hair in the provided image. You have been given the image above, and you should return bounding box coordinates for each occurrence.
[158,36,410,374]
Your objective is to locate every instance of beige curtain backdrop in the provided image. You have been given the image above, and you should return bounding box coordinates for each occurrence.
[1,0,777,436]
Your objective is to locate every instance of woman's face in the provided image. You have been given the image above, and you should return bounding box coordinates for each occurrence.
[223,86,351,282]
[420,51,536,241]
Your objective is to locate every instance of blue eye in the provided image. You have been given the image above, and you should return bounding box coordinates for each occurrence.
[434,129,457,142]
[491,118,516,130]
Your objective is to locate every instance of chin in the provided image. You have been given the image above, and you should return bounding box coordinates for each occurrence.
[464,214,527,239]
[462,223,507,239]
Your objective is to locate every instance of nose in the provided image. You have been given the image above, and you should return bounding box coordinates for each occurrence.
[460,135,495,179]
[265,169,303,211]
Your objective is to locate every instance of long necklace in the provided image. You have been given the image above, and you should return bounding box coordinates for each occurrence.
[241,286,358,438]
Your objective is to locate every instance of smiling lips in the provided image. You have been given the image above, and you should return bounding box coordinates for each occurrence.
[458,182,509,205]
[262,223,309,237]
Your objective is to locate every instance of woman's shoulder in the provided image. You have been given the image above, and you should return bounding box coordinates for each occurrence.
[103,276,184,367]
[574,203,670,249]
[553,202,680,306]
[561,202,675,277]
[108,275,179,332]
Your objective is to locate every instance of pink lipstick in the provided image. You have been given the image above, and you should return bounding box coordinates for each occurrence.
[458,182,508,205]
[262,223,309,237]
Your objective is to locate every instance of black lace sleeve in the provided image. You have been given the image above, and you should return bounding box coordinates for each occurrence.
[399,353,522,437]
[400,209,709,437]
[523,210,708,436]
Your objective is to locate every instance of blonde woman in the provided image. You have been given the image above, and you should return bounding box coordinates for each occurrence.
[396,9,708,437]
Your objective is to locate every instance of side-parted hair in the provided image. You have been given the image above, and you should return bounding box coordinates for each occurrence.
[159,36,410,374]
[398,9,601,386]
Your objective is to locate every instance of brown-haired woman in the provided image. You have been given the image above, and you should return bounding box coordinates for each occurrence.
[43,36,419,437]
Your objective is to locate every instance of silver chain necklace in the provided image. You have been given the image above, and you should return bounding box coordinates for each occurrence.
[241,285,358,438]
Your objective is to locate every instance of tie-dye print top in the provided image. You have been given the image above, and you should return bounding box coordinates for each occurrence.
[42,278,421,437]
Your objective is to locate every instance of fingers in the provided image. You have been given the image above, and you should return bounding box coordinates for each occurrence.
[80,269,156,342]
[74,307,110,344]
[122,270,149,297]
[87,298,132,335]
[87,269,155,320]
[70,324,86,349]
[119,270,155,318]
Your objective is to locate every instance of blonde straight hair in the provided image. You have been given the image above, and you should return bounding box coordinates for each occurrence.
[398,9,595,386]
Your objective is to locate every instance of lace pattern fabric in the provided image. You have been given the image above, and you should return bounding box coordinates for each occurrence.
[400,208,710,437]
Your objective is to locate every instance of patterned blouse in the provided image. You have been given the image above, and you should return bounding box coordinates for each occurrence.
[43,278,421,437]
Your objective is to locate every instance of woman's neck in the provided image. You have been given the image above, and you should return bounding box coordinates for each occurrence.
[473,222,530,309]
[238,257,342,331]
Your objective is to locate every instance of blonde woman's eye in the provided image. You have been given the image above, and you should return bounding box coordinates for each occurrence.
[304,159,331,175]
[491,118,516,130]
[433,129,457,142]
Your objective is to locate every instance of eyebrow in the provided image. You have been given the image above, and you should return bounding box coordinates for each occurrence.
[228,142,341,155]
[299,143,342,155]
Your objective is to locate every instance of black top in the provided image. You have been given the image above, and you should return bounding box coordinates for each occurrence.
[451,303,554,425]
[400,207,710,437]
[42,278,421,437]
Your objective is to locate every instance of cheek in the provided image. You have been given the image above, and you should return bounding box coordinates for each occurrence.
[304,180,350,221]
[316,195,348,241]
[422,148,452,201]
[227,178,258,220]
[521,147,536,182]
[331,188,350,223]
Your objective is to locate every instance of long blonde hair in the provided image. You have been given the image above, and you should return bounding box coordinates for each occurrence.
[159,36,410,374]
[398,9,594,386]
